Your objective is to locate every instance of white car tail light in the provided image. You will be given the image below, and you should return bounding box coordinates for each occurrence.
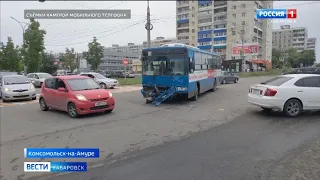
[264,88,277,96]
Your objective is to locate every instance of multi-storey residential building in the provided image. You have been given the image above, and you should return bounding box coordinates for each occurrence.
[272,25,308,52]
[104,37,177,54]
[307,37,316,51]
[176,0,273,65]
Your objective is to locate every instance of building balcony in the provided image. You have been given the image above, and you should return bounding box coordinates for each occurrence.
[214,1,227,8]
[177,19,189,24]
[198,0,211,5]
[177,11,189,15]
[177,2,189,8]
[198,22,212,27]
[198,6,212,11]
[198,13,212,20]
[178,39,189,44]
[177,32,189,37]
[177,26,189,30]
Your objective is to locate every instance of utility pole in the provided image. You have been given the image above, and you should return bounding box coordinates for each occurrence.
[210,1,215,53]
[240,24,245,72]
[145,0,153,48]
[11,17,29,75]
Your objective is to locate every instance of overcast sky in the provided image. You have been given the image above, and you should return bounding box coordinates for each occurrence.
[0,1,319,62]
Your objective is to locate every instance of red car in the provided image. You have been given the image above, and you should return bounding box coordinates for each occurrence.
[39,75,115,118]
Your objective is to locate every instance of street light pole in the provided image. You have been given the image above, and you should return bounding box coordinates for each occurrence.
[11,17,29,75]
[210,1,215,53]
[240,24,245,72]
[145,0,153,48]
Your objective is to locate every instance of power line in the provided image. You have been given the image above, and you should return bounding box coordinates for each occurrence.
[44,14,174,43]
[46,19,146,44]
[43,0,128,27]
[45,17,147,40]
[45,18,174,47]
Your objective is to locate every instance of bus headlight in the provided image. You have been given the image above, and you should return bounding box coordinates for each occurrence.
[177,87,187,91]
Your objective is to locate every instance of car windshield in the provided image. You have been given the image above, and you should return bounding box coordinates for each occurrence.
[66,78,100,91]
[142,49,188,76]
[3,76,30,85]
[94,73,107,79]
[38,73,52,79]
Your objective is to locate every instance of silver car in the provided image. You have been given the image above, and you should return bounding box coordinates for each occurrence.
[0,75,37,102]
[27,73,53,87]
[79,72,119,89]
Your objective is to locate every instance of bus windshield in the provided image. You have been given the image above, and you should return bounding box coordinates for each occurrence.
[142,49,188,76]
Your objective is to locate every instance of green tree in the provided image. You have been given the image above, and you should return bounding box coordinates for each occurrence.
[0,37,22,71]
[83,37,104,71]
[24,18,46,73]
[271,48,282,69]
[63,48,76,71]
[39,53,58,74]
[298,49,316,67]
[0,42,4,70]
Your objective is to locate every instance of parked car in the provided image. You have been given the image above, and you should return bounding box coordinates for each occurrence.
[0,75,36,102]
[112,71,125,78]
[125,72,135,78]
[79,72,119,89]
[27,72,53,87]
[283,67,320,75]
[248,74,320,117]
[0,71,18,78]
[39,75,115,118]
[220,71,239,84]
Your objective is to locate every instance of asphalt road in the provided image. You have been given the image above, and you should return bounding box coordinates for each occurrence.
[48,111,320,180]
[1,77,319,180]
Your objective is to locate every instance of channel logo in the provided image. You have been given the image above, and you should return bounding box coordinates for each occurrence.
[256,9,297,19]
[24,162,87,172]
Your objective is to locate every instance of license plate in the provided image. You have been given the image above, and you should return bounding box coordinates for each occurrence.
[251,89,261,95]
[95,102,107,106]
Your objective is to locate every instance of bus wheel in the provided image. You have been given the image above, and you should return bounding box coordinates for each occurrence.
[210,80,217,92]
[190,87,198,101]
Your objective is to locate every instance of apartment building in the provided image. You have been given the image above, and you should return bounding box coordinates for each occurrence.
[176,0,273,64]
[307,37,316,51]
[104,37,177,54]
[272,25,308,52]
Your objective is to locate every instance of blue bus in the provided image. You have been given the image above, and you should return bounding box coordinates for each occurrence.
[140,44,222,106]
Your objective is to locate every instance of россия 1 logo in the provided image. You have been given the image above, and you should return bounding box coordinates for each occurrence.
[256,9,297,23]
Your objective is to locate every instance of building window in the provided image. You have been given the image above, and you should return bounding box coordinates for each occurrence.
[241,21,245,25]
[241,4,245,8]
[192,29,195,33]
[232,31,236,35]
[232,14,236,18]
[242,12,246,17]
[233,5,236,9]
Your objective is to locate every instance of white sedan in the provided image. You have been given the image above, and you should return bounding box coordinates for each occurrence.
[248,74,320,117]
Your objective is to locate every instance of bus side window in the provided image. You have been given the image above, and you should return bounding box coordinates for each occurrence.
[195,52,202,70]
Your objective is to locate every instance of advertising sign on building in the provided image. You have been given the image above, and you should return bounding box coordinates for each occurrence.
[232,43,259,56]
